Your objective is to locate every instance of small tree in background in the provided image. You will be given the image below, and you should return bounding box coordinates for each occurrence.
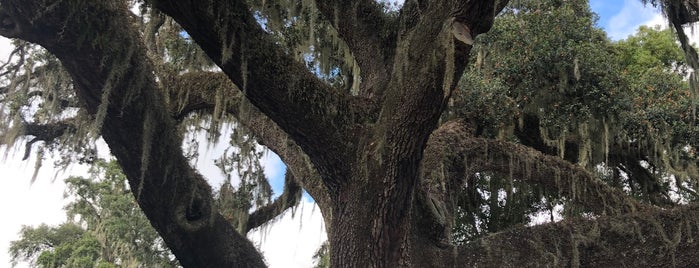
[9,160,179,268]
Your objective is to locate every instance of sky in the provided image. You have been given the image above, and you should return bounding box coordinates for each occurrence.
[591,0,663,40]
[0,1,684,267]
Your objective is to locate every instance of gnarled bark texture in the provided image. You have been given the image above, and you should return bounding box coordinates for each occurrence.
[1,0,699,267]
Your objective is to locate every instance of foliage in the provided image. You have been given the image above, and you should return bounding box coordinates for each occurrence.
[311,241,329,268]
[0,0,698,266]
[449,0,699,243]
[9,160,178,268]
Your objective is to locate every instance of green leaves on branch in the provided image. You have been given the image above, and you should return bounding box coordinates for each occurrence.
[9,160,179,268]
[448,0,699,243]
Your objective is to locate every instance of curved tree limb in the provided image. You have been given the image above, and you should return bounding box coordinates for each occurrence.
[514,114,678,206]
[151,0,357,189]
[3,68,330,239]
[169,71,333,224]
[0,120,75,160]
[420,120,648,234]
[314,0,395,98]
[18,121,73,144]
[167,71,332,214]
[417,120,695,267]
[378,0,507,153]
[417,120,477,246]
[461,131,648,216]
[455,204,699,267]
[0,1,265,266]
[19,121,74,160]
[245,171,302,233]
[662,0,699,25]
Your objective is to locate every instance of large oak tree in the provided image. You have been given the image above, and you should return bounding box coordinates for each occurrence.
[1,0,698,267]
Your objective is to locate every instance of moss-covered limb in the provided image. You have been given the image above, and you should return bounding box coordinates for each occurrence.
[514,114,677,206]
[369,1,501,224]
[452,0,509,35]
[311,4,504,265]
[466,137,650,215]
[610,150,675,206]
[455,204,699,267]
[165,72,238,122]
[378,0,504,153]
[658,0,699,25]
[314,0,395,98]
[0,121,73,146]
[396,0,508,40]
[514,114,576,161]
[660,0,699,118]
[0,1,266,267]
[167,71,331,212]
[0,120,76,161]
[151,0,357,184]
[143,8,166,59]
[245,172,302,233]
[417,120,476,245]
[424,120,647,217]
[19,121,75,159]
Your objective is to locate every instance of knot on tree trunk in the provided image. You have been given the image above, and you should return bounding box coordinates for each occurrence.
[175,183,215,232]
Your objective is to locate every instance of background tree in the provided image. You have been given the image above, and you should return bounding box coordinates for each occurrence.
[449,0,698,244]
[9,160,178,268]
[0,0,697,267]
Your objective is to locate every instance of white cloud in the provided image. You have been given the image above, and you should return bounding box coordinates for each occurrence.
[630,9,699,46]
[0,148,79,268]
[604,1,699,46]
[607,0,662,40]
[642,13,667,29]
[248,200,327,268]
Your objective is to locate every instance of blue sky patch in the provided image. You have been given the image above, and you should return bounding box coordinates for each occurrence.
[590,0,662,40]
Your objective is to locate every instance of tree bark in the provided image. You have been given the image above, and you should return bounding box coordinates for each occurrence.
[0,1,265,267]
[4,0,698,268]
[456,204,699,267]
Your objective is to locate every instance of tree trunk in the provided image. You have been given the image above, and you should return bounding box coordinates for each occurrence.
[6,1,697,268]
[0,0,502,267]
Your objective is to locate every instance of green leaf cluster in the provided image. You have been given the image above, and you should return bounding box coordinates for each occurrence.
[9,160,179,268]
[448,0,699,243]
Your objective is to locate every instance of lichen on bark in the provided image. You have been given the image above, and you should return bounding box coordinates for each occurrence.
[1,0,699,267]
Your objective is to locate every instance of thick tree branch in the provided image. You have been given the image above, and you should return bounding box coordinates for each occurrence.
[20,121,74,159]
[663,0,699,25]
[455,204,699,267]
[0,120,75,160]
[167,71,331,212]
[379,0,506,149]
[464,137,647,216]
[19,121,73,144]
[314,0,395,98]
[423,120,647,218]
[0,1,265,267]
[417,120,477,246]
[245,172,302,233]
[151,0,357,186]
[322,3,506,265]
[453,0,508,34]
[514,114,676,206]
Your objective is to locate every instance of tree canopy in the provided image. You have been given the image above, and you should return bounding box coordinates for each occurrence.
[10,160,178,268]
[0,0,698,267]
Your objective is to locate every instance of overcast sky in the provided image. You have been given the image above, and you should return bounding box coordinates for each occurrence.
[0,1,682,267]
